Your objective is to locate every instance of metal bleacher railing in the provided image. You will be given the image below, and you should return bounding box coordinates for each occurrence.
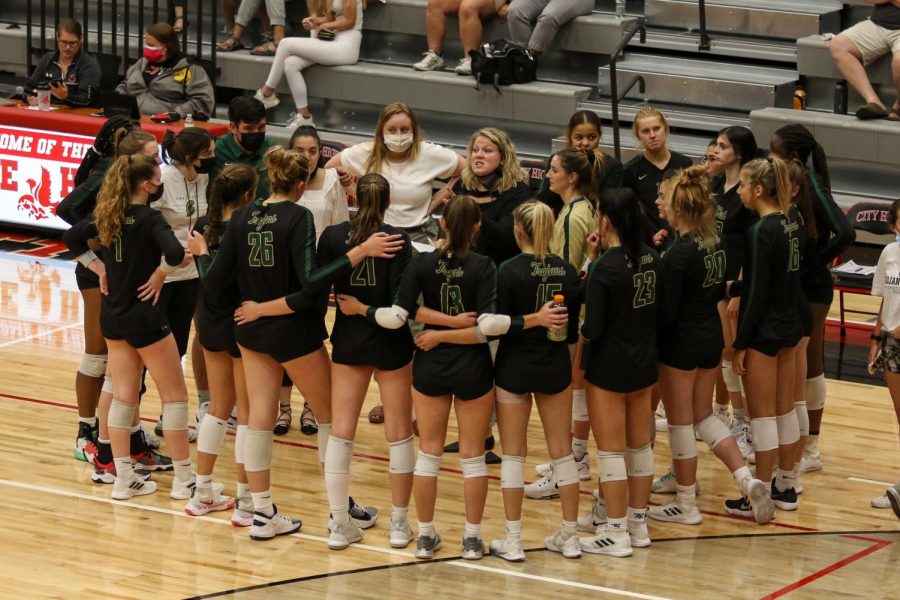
[607,16,646,161]
[25,0,219,86]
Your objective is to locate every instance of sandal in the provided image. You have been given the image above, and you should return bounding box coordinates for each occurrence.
[888,109,900,122]
[274,404,292,436]
[251,41,278,56]
[217,36,246,52]
[300,402,318,435]
[368,404,384,424]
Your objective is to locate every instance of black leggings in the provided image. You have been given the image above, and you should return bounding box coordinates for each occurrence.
[157,279,200,357]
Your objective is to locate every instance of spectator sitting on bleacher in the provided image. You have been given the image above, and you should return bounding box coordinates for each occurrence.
[170,0,186,33]
[24,19,101,107]
[116,23,215,118]
[413,0,506,75]
[213,96,278,199]
[253,0,365,129]
[829,0,900,121]
[503,0,592,58]
[217,0,286,55]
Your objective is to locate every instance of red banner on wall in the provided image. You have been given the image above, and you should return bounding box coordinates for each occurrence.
[0,125,94,231]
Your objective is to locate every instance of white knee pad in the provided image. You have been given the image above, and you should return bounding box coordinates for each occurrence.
[243,428,274,472]
[495,387,531,405]
[625,443,655,477]
[101,375,114,395]
[794,401,810,437]
[750,417,778,452]
[388,435,415,474]
[805,374,826,411]
[572,388,588,422]
[696,414,731,450]
[234,424,248,465]
[413,451,442,478]
[162,401,189,431]
[461,455,488,479]
[668,425,698,460]
[721,360,741,393]
[317,422,331,464]
[108,399,136,429]
[597,450,627,482]
[552,454,579,487]
[324,435,353,475]
[196,415,228,455]
[78,353,108,378]
[500,455,525,489]
[776,410,801,446]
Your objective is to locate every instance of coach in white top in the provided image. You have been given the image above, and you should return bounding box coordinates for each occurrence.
[289,126,350,242]
[325,102,464,244]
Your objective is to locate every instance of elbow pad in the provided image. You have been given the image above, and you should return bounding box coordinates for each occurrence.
[374,305,409,329]
[476,313,511,337]
[76,250,98,267]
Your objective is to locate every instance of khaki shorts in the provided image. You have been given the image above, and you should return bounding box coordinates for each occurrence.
[840,18,900,65]
[494,0,507,10]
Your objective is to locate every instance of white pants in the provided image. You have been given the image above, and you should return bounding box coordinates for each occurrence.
[264,30,362,109]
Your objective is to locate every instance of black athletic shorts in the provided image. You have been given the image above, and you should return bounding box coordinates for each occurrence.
[412,345,494,400]
[198,323,240,358]
[802,267,834,306]
[236,311,327,364]
[659,346,722,371]
[75,263,100,291]
[103,321,171,349]
[747,339,788,358]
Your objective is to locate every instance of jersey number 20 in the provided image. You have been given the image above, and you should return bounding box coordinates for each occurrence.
[248,231,274,267]
[703,250,726,288]
[632,271,656,308]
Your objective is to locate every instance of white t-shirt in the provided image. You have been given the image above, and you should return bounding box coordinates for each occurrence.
[340,141,459,229]
[872,241,900,332]
[334,0,364,31]
[153,164,209,281]
[297,168,350,243]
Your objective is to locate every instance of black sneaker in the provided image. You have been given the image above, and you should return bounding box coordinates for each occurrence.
[348,497,379,529]
[724,495,753,517]
[74,422,94,462]
[771,478,798,511]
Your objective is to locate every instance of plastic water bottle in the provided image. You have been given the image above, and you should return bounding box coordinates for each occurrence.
[546,294,568,342]
[184,113,194,127]
[616,0,627,19]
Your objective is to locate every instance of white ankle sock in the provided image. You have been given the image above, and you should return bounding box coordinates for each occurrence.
[251,491,274,516]
[561,519,577,536]
[418,521,435,538]
[505,519,522,540]
[464,521,481,538]
[391,505,408,523]
[732,465,753,495]
[572,437,588,461]
[114,456,133,480]
[173,458,192,483]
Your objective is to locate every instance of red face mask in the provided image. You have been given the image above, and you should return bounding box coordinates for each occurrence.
[144,45,165,63]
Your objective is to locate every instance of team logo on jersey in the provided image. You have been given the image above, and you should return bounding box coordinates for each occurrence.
[17,167,55,221]
[436,260,464,281]
[248,211,278,231]
[531,261,566,282]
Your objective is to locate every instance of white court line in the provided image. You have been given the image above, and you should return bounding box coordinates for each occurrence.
[0,478,674,599]
[848,477,894,487]
[0,321,82,349]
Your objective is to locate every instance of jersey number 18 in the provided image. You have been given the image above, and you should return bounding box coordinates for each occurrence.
[440,283,464,316]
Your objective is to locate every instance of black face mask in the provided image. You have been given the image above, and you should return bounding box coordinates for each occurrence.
[238,131,265,155]
[147,182,164,203]
[476,170,502,191]
[196,156,216,174]
[308,162,320,182]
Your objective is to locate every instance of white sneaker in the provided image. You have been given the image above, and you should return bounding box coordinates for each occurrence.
[185,491,235,516]
[328,519,363,550]
[745,478,775,525]
[195,401,209,427]
[328,498,379,531]
[112,473,157,500]
[227,406,238,431]
[544,529,582,558]
[524,470,559,499]
[627,517,651,548]
[413,49,444,71]
[286,113,316,129]
[535,453,591,481]
[799,449,823,474]
[655,417,669,432]
[872,494,891,509]
[249,507,302,541]
[489,537,525,562]
[253,89,280,110]
[736,430,754,461]
[887,484,900,518]
[580,526,632,557]
[577,490,608,532]
[652,467,701,495]
[454,57,472,75]
[231,502,254,527]
[170,475,197,500]
[714,407,732,429]
[648,501,703,525]
[389,519,414,548]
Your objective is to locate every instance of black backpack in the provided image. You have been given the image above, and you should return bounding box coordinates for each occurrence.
[469,40,537,91]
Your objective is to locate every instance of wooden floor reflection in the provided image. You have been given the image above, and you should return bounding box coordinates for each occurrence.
[0,254,897,600]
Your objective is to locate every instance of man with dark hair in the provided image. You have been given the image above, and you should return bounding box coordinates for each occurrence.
[214,96,277,199]
[25,19,101,107]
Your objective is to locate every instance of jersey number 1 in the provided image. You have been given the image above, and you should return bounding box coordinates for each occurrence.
[440,283,464,316]
[112,235,123,263]
[248,231,274,267]
[632,271,656,308]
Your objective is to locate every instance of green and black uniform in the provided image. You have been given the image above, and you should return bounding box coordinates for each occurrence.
[801,171,854,305]
[192,216,242,358]
[452,179,532,266]
[494,253,582,395]
[788,204,814,338]
[581,245,660,392]
[57,159,111,290]
[212,133,278,201]
[318,221,415,371]
[623,152,693,245]
[711,174,758,281]
[62,205,183,348]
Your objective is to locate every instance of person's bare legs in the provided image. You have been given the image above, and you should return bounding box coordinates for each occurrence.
[830,34,884,108]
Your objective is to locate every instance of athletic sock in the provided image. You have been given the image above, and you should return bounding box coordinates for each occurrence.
[775,468,796,491]
[418,521,435,538]
[464,521,481,538]
[114,456,133,480]
[806,433,819,452]
[505,519,522,541]
[251,491,274,516]
[173,458,192,483]
[79,416,97,427]
[572,437,588,462]
[763,479,772,495]
[391,505,408,524]
[196,473,213,499]
[732,465,753,494]
[607,516,627,534]
[675,484,697,509]
[561,519,577,537]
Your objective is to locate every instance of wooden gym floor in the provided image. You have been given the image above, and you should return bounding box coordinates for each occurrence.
[0,251,898,599]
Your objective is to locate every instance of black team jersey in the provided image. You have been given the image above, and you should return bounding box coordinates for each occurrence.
[788,204,814,337]
[318,221,415,371]
[452,179,532,266]
[63,204,184,336]
[712,174,758,281]
[393,250,497,399]
[192,216,242,354]
[494,253,582,395]
[624,152,693,244]
[196,199,352,358]
[802,170,855,304]
[581,245,660,393]
[733,212,803,355]
[657,234,725,368]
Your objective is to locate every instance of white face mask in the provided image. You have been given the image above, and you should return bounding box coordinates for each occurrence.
[383,133,414,153]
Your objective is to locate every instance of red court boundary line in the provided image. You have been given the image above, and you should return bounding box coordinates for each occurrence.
[760,538,893,599]
[0,391,820,533]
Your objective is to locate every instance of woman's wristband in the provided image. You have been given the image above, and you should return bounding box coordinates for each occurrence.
[871,333,883,342]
